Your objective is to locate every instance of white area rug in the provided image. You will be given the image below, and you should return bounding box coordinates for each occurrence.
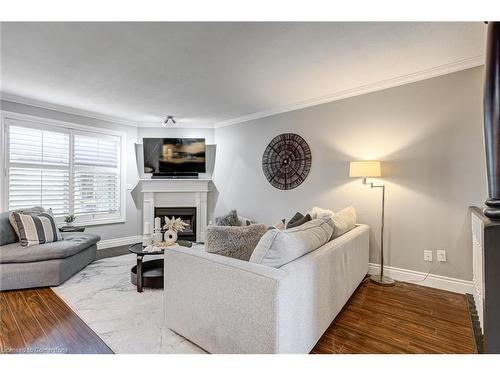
[52,253,206,354]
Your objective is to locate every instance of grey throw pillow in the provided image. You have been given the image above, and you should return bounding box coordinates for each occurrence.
[286,212,303,227]
[206,224,268,261]
[286,212,312,229]
[249,216,334,268]
[215,209,241,226]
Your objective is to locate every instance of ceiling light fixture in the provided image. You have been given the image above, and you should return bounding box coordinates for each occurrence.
[163,116,177,127]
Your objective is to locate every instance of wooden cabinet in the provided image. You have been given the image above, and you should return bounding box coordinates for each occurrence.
[471,206,500,353]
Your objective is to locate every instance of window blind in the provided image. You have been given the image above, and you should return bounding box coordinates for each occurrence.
[74,134,119,168]
[73,134,121,217]
[8,125,70,215]
[6,119,122,223]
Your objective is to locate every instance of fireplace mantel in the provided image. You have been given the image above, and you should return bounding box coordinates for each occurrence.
[137,178,211,242]
[138,178,211,193]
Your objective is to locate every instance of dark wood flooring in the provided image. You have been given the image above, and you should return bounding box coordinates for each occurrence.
[1,280,476,354]
[96,244,130,260]
[0,288,113,354]
[311,281,476,354]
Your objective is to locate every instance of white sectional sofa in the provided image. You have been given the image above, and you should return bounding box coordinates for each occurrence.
[164,223,369,353]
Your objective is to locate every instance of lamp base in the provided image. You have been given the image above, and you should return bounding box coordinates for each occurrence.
[370,274,396,287]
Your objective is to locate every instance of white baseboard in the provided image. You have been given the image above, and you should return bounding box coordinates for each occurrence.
[97,235,142,250]
[368,263,474,294]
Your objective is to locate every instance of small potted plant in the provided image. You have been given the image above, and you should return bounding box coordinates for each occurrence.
[63,214,76,228]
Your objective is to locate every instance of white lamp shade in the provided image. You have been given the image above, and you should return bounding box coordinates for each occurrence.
[349,161,381,178]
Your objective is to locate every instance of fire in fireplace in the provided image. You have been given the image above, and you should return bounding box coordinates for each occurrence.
[155,207,196,241]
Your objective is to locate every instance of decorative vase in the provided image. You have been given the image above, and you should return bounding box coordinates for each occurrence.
[163,229,178,244]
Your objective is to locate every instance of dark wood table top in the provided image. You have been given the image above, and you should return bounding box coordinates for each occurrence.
[59,226,85,232]
[128,243,164,256]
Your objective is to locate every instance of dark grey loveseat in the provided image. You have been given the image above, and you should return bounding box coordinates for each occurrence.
[0,212,100,291]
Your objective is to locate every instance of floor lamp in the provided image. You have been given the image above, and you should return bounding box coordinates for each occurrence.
[349,161,395,286]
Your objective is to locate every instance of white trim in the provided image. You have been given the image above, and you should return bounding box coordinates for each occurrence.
[368,263,474,294]
[214,55,485,128]
[97,235,142,250]
[0,111,7,212]
[71,218,126,227]
[1,93,138,128]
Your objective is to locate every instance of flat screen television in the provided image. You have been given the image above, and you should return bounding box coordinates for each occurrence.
[143,138,206,177]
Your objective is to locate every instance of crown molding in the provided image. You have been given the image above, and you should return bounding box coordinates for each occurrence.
[0,93,215,129]
[214,55,485,129]
[0,93,139,128]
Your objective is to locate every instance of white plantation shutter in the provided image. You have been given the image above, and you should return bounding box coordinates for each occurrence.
[74,171,120,214]
[74,134,119,168]
[8,168,70,214]
[7,123,70,215]
[9,125,70,165]
[5,117,123,223]
[73,132,121,219]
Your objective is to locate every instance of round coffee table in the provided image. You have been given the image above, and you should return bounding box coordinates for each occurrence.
[129,243,164,293]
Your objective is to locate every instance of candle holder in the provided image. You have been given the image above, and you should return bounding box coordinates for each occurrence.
[152,229,163,245]
[142,221,152,247]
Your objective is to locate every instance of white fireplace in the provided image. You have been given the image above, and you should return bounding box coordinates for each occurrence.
[137,179,211,242]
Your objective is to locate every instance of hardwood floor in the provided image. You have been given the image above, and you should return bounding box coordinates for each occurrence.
[0,288,113,354]
[1,281,476,354]
[312,281,477,354]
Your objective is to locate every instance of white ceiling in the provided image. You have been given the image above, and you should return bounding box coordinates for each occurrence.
[0,22,486,128]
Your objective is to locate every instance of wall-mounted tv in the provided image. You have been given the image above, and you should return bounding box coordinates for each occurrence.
[143,138,206,177]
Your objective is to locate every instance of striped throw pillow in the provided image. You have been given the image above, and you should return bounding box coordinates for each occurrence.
[12,211,63,247]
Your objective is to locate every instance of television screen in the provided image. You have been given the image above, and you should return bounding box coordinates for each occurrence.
[143,138,206,174]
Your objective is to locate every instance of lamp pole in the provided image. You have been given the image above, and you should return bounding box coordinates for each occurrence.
[363,178,394,286]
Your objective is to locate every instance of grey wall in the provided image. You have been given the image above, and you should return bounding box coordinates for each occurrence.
[0,100,142,241]
[137,127,215,144]
[213,67,487,280]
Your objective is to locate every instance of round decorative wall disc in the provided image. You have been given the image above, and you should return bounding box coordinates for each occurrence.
[262,133,312,190]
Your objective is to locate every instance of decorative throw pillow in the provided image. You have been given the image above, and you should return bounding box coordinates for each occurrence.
[215,209,241,226]
[249,216,334,268]
[238,215,254,226]
[12,211,62,247]
[9,206,47,240]
[285,212,312,229]
[206,224,268,261]
[268,219,286,231]
[308,206,334,220]
[286,212,303,226]
[330,206,357,239]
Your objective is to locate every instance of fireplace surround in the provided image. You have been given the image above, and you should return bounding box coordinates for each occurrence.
[137,178,211,242]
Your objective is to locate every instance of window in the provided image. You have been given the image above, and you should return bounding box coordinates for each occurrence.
[4,116,124,225]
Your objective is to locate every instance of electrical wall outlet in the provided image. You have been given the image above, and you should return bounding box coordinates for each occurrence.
[437,250,447,262]
[424,250,433,262]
